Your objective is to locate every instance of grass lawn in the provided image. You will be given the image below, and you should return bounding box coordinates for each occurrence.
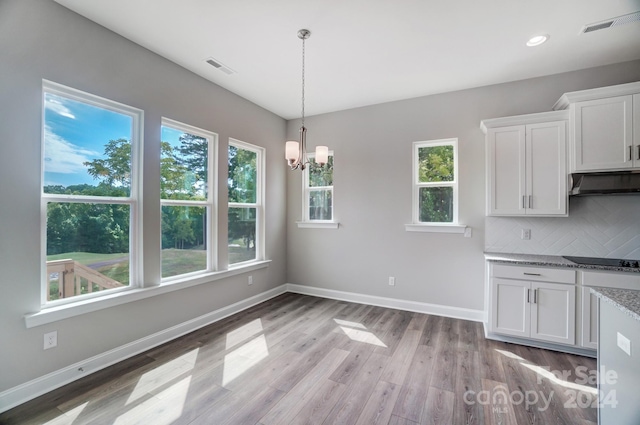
[162,248,207,278]
[47,251,129,265]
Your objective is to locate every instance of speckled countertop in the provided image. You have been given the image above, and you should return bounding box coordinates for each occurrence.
[484,252,640,273]
[591,287,640,322]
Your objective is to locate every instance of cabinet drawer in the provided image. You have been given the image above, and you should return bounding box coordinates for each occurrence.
[582,270,640,289]
[492,264,576,284]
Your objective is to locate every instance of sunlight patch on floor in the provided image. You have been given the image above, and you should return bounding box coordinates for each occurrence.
[43,402,88,424]
[495,349,526,361]
[115,376,192,425]
[521,363,598,394]
[226,318,264,350]
[334,319,387,347]
[223,334,269,386]
[126,348,199,405]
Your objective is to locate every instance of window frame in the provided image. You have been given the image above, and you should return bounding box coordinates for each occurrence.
[412,138,459,225]
[228,138,265,267]
[160,117,218,281]
[40,80,144,307]
[301,151,335,224]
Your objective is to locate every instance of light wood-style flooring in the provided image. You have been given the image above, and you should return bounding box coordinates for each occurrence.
[0,293,598,424]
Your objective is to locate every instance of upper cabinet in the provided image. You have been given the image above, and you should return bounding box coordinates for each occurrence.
[553,82,640,172]
[481,111,568,217]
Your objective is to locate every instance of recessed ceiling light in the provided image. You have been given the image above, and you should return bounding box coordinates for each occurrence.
[526,34,549,47]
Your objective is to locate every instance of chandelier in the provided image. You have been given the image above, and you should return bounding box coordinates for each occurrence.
[285,29,328,170]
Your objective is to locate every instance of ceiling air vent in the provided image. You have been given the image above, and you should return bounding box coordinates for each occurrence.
[205,57,235,75]
[581,11,640,34]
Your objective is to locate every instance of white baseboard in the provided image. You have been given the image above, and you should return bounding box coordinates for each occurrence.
[0,285,287,414]
[1,283,485,413]
[286,283,484,322]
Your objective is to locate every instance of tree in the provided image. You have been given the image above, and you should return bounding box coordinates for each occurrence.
[84,138,132,191]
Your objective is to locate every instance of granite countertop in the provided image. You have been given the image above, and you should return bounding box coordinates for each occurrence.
[484,252,640,273]
[591,287,640,322]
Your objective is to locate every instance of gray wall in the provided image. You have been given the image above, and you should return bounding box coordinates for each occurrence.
[286,60,640,311]
[0,0,287,392]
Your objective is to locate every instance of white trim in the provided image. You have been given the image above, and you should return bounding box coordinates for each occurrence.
[3,283,286,414]
[296,221,339,229]
[25,261,271,328]
[553,81,640,111]
[480,110,569,133]
[286,283,484,322]
[404,223,468,234]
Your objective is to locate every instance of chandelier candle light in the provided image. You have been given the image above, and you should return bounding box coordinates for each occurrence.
[285,29,329,170]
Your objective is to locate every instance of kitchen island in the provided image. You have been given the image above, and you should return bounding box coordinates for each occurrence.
[591,287,640,424]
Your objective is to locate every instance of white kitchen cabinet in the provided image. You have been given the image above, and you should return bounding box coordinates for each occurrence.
[481,112,567,216]
[573,95,634,171]
[580,270,640,350]
[553,81,640,173]
[490,264,576,345]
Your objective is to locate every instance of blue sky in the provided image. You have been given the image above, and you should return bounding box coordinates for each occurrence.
[43,93,133,187]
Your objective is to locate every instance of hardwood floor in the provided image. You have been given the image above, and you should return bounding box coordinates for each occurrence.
[0,293,598,424]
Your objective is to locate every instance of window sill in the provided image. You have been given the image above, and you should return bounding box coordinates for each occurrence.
[24,260,271,328]
[296,221,340,229]
[405,223,471,236]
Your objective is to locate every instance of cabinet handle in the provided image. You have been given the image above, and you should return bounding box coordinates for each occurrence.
[522,195,526,209]
[527,289,530,303]
[533,289,538,304]
[529,195,532,209]
[630,146,633,161]
[523,272,541,276]
[637,145,640,161]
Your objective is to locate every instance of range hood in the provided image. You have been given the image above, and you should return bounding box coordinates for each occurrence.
[570,171,640,196]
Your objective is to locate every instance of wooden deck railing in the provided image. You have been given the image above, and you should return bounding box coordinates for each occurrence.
[46,259,123,300]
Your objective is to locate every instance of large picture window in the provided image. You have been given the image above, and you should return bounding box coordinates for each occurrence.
[42,81,142,305]
[303,152,334,221]
[228,139,264,266]
[160,118,216,279]
[413,139,458,224]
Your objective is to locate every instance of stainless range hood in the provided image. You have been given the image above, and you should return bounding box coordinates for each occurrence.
[570,171,640,196]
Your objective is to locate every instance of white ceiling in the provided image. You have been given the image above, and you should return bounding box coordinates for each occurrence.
[55,0,640,119]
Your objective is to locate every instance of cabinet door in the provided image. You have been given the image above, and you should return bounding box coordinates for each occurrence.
[573,95,633,171]
[487,126,526,215]
[530,282,576,345]
[491,278,530,338]
[581,286,598,349]
[634,94,640,167]
[526,121,567,215]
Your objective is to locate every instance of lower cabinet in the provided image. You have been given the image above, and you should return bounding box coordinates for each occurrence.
[490,264,576,346]
[580,286,598,350]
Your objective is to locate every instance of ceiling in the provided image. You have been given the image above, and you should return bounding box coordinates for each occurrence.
[55,0,640,119]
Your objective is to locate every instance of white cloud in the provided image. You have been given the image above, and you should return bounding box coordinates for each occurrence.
[45,96,76,119]
[43,125,99,174]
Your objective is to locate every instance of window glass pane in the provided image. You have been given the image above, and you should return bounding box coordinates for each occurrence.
[46,202,130,301]
[309,190,332,220]
[418,145,454,183]
[309,155,333,187]
[228,207,256,264]
[161,205,207,278]
[228,146,257,203]
[419,187,453,222]
[161,126,208,200]
[43,93,132,196]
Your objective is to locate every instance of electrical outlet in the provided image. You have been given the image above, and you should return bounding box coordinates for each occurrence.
[44,331,57,350]
[617,332,631,356]
[248,275,253,285]
[388,277,395,286]
[521,229,531,240]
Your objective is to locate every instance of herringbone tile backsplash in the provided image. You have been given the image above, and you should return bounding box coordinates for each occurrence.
[485,196,640,259]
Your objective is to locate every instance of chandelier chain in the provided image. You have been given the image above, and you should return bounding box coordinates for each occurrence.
[301,35,305,128]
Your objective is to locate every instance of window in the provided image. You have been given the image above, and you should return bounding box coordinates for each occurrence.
[413,139,458,224]
[228,139,264,266]
[160,118,217,279]
[303,152,334,221]
[42,81,142,305]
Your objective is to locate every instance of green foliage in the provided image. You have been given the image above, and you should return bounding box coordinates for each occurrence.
[419,187,453,223]
[228,146,257,203]
[84,138,132,193]
[309,155,333,187]
[418,145,453,183]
